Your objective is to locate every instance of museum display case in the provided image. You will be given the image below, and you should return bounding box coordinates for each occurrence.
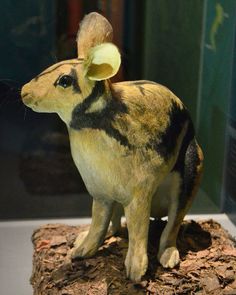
[0,1,235,294]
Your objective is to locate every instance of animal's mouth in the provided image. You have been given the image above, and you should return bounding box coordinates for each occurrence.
[21,93,34,106]
[21,92,45,113]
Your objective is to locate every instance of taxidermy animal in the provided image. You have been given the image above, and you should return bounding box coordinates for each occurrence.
[21,12,203,282]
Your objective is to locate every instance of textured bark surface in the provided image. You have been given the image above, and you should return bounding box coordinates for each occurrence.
[31,219,236,295]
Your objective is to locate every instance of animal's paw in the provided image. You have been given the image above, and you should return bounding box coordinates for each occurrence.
[125,249,148,282]
[70,241,98,259]
[73,230,89,249]
[106,225,122,238]
[158,246,180,268]
[70,231,98,259]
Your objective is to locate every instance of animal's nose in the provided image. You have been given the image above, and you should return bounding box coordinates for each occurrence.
[21,83,31,99]
[21,83,33,105]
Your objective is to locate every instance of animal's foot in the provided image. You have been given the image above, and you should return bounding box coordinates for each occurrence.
[73,230,89,249]
[70,230,98,259]
[106,224,122,238]
[70,241,98,259]
[158,246,180,268]
[125,249,148,282]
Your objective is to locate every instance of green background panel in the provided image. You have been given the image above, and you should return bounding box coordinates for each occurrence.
[143,0,204,124]
[197,0,236,207]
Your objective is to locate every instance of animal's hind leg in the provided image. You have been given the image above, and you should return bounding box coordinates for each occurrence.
[106,202,124,237]
[157,139,203,268]
[110,202,123,234]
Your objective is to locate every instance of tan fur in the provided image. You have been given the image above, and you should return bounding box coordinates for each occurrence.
[21,12,204,282]
[112,82,184,148]
[77,12,113,58]
[69,128,169,206]
[22,60,94,124]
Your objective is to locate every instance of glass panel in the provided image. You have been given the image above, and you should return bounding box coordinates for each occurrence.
[0,0,235,221]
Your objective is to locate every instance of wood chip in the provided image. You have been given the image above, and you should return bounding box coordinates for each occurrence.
[50,236,67,247]
[31,219,236,294]
[201,273,221,292]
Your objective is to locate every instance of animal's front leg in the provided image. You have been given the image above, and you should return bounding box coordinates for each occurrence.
[124,191,151,282]
[71,198,113,259]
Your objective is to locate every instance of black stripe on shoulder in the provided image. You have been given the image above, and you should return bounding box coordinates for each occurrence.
[71,81,105,117]
[147,101,194,160]
[70,82,131,148]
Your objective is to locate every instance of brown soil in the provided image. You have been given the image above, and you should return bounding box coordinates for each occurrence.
[31,219,236,294]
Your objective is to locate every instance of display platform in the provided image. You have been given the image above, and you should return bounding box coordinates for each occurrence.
[0,215,235,295]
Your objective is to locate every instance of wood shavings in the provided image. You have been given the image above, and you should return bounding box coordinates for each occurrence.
[31,219,236,294]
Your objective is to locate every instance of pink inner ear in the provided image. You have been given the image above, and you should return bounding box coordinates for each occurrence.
[76,12,113,58]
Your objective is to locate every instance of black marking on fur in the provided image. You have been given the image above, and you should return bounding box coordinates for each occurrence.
[137,85,145,95]
[53,69,81,92]
[70,82,131,148]
[70,69,81,93]
[173,139,202,210]
[71,81,105,115]
[172,121,196,175]
[34,61,82,81]
[147,101,193,160]
[127,80,159,96]
[171,116,202,210]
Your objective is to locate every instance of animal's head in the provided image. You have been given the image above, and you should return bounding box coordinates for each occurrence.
[21,12,121,124]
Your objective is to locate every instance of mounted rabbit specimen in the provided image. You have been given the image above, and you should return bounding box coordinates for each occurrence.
[21,12,203,282]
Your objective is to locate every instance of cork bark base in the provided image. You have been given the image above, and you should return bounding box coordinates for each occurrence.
[31,219,236,295]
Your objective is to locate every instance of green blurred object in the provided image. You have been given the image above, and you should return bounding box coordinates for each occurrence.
[143,0,204,123]
[197,0,236,208]
[143,0,236,210]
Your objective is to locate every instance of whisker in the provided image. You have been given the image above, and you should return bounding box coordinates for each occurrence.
[7,98,21,104]
[0,88,21,109]
[23,106,27,121]
[0,79,20,88]
[0,78,19,83]
[0,90,12,108]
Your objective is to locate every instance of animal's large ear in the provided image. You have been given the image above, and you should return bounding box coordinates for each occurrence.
[84,43,121,81]
[77,12,113,58]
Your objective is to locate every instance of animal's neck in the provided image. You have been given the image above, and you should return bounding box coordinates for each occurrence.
[69,80,110,130]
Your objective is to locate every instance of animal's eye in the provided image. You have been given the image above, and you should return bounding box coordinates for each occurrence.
[57,75,74,88]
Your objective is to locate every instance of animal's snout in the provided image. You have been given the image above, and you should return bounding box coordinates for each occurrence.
[21,83,31,97]
[21,83,33,105]
[22,95,33,105]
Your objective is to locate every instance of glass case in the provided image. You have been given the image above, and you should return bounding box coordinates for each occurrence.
[0,1,236,294]
[0,0,235,223]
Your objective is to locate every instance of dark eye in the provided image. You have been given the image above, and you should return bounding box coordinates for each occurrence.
[57,75,74,88]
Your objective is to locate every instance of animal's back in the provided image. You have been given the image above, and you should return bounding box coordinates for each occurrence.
[111,80,194,161]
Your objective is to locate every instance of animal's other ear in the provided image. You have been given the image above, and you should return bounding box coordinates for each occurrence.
[84,43,121,81]
[77,12,113,58]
